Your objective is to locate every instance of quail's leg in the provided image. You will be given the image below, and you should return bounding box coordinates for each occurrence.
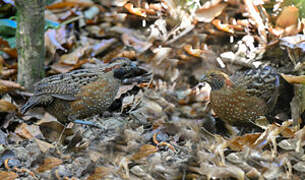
[73,120,102,128]
[67,114,103,129]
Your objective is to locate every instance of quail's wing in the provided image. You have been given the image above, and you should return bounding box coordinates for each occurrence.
[231,66,280,110]
[34,69,99,101]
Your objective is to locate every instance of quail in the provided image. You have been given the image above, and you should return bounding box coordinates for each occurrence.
[200,66,281,127]
[20,57,148,127]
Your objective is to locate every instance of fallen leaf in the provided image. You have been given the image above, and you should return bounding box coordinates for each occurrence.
[281,74,305,84]
[184,44,203,57]
[276,6,299,29]
[46,1,94,10]
[34,138,54,153]
[0,80,24,94]
[0,100,18,113]
[36,157,63,173]
[131,144,158,160]
[228,133,261,151]
[15,123,34,139]
[212,19,234,34]
[91,38,117,56]
[87,166,114,180]
[39,121,73,143]
[124,3,146,17]
[0,171,18,180]
[195,3,227,23]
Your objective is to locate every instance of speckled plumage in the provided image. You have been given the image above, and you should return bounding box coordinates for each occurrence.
[201,66,280,126]
[20,58,147,125]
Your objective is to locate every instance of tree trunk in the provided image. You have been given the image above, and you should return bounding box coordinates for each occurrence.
[16,0,45,90]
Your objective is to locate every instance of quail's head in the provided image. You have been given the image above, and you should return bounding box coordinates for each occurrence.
[200,71,232,90]
[106,57,148,80]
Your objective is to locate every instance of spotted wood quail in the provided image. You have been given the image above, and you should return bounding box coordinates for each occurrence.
[20,57,148,126]
[200,66,280,127]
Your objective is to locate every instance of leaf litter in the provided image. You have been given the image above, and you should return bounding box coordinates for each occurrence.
[0,0,305,179]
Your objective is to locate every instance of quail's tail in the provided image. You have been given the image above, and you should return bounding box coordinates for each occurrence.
[20,97,40,114]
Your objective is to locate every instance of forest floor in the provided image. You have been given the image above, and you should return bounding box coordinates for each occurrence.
[0,0,305,179]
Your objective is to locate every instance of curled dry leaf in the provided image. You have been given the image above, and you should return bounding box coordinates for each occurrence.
[228,133,261,151]
[274,6,300,36]
[59,46,90,65]
[131,144,158,160]
[280,34,305,52]
[45,29,67,55]
[121,33,152,53]
[184,44,204,57]
[290,84,305,127]
[124,3,146,17]
[34,138,54,153]
[36,157,63,173]
[15,123,35,140]
[276,6,299,29]
[46,1,94,10]
[91,38,117,56]
[87,166,114,180]
[194,162,245,180]
[212,19,234,34]
[295,126,305,153]
[281,74,305,85]
[1,69,17,79]
[39,121,73,143]
[0,100,18,113]
[0,80,24,94]
[0,171,18,180]
[195,2,227,23]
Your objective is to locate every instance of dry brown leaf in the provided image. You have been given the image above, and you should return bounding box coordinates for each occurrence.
[51,59,88,73]
[0,37,10,48]
[281,74,305,85]
[276,6,299,29]
[36,157,63,173]
[45,29,67,55]
[295,126,305,152]
[87,166,114,180]
[0,171,18,180]
[184,44,203,57]
[228,133,261,151]
[46,1,93,10]
[124,3,146,17]
[34,138,54,153]
[274,6,300,36]
[131,144,158,160]
[88,151,102,162]
[0,80,24,94]
[195,3,227,23]
[193,162,245,180]
[59,46,90,65]
[121,33,152,53]
[212,19,234,34]
[91,38,117,56]
[15,123,34,139]
[1,69,17,78]
[1,48,17,58]
[0,100,18,113]
[38,121,73,143]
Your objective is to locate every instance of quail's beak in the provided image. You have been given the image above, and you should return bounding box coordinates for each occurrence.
[120,63,151,84]
[124,62,148,78]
